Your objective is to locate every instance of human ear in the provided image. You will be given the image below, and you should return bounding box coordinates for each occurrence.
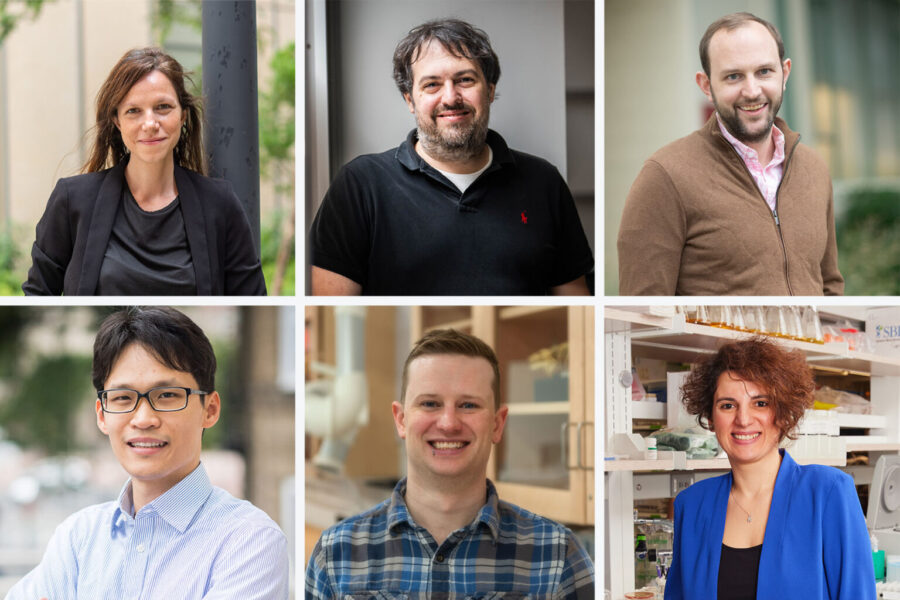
[391,401,407,439]
[491,405,509,444]
[96,399,109,435]
[403,93,415,115]
[695,71,713,103]
[781,58,792,89]
[202,392,221,429]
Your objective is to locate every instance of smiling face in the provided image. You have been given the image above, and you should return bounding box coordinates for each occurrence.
[96,343,219,506]
[403,40,494,163]
[113,70,184,169]
[696,21,791,146]
[711,371,781,466]
[392,354,508,487]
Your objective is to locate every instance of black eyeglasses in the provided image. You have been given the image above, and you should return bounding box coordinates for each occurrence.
[98,386,209,413]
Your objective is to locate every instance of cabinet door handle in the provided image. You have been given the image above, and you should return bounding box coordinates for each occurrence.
[575,421,594,470]
[575,421,584,469]
[561,421,571,469]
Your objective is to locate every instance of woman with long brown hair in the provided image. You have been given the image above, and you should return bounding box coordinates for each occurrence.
[23,47,266,295]
[665,337,874,599]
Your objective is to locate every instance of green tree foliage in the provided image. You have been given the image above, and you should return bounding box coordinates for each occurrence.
[258,41,295,295]
[261,206,295,295]
[0,0,49,45]
[0,226,25,295]
[0,306,29,378]
[1,354,93,454]
[151,0,200,45]
[836,189,900,295]
[0,307,105,454]
[259,41,295,175]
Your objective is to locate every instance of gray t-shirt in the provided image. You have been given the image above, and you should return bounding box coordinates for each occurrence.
[96,187,197,295]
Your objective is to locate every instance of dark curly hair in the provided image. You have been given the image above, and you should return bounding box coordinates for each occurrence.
[392,19,501,99]
[681,337,814,440]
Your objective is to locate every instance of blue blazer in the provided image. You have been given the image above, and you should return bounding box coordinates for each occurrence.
[22,161,266,296]
[665,450,874,599]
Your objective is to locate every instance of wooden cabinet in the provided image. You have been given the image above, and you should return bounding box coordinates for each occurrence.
[411,306,594,526]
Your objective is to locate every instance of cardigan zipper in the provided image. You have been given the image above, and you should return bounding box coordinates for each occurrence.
[772,136,801,295]
[723,134,801,296]
[771,207,792,295]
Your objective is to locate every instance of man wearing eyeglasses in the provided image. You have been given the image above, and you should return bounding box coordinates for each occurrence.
[5,307,289,600]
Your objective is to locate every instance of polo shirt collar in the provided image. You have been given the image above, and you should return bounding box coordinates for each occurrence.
[110,462,213,535]
[386,477,502,542]
[395,129,516,172]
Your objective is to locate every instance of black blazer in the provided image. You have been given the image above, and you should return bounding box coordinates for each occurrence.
[23,162,267,295]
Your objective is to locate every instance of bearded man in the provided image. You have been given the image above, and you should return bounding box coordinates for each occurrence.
[309,18,593,296]
[617,12,844,296]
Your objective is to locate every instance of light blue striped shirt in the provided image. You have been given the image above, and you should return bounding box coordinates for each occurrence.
[5,463,289,600]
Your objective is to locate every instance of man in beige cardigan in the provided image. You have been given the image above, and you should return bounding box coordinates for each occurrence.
[618,12,843,296]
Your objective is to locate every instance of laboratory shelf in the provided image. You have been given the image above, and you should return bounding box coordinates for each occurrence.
[846,442,900,452]
[836,413,887,429]
[631,401,666,420]
[605,307,900,376]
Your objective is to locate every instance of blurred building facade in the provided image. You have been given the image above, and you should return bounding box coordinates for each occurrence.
[605,0,900,294]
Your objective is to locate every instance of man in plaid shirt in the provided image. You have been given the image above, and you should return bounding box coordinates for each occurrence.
[306,329,594,599]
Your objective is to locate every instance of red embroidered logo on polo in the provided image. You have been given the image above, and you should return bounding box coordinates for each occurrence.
[521,211,528,224]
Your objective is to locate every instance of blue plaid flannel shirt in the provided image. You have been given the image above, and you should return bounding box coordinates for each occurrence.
[306,478,594,599]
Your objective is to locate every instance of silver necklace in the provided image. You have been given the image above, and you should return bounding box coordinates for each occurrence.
[730,489,753,524]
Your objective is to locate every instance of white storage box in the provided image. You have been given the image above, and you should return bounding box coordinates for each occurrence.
[796,409,840,436]
[867,308,900,357]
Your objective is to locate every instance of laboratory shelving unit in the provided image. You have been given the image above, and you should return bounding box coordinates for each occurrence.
[604,306,900,598]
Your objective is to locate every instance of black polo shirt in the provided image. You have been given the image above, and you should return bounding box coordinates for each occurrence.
[310,129,593,295]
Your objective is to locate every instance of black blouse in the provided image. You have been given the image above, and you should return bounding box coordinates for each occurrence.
[717,543,762,600]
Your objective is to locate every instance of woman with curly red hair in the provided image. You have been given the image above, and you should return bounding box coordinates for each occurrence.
[665,337,874,600]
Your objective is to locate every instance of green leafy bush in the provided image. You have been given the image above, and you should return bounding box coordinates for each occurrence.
[836,189,900,295]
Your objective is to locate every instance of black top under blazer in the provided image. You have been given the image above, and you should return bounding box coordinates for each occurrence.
[23,161,267,295]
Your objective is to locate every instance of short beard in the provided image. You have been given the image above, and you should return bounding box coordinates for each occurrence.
[416,102,489,163]
[712,85,783,145]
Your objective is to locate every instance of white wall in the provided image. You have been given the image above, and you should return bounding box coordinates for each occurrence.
[603,0,697,295]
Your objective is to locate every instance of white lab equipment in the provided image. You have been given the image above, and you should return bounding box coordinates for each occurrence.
[305,306,370,472]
